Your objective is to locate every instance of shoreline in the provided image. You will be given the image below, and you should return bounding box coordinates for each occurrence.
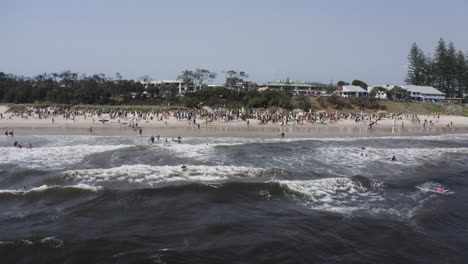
[3,125,468,138]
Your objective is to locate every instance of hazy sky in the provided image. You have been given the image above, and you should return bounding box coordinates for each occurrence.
[2,0,467,85]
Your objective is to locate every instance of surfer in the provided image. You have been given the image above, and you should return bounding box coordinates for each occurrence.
[150,135,155,143]
[391,155,396,161]
[437,187,445,193]
[181,165,186,169]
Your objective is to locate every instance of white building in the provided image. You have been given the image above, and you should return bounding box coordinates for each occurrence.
[139,80,196,96]
[400,85,445,102]
[367,85,395,99]
[367,85,445,102]
[334,85,368,97]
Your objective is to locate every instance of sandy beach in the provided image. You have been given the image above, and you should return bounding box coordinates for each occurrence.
[1,105,468,138]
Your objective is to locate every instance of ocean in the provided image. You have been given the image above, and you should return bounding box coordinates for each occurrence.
[1,134,468,263]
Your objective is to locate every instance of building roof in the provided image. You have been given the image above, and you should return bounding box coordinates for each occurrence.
[367,85,395,92]
[401,85,444,95]
[335,85,368,93]
[264,82,331,87]
[368,85,445,96]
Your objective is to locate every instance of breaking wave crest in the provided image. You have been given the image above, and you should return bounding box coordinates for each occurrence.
[61,165,290,188]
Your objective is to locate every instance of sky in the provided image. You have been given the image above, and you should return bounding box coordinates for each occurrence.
[2,0,468,85]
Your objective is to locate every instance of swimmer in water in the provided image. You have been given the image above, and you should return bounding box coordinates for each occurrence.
[181,165,186,169]
[391,155,396,161]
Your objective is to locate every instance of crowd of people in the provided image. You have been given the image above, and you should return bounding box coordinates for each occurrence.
[1,106,456,133]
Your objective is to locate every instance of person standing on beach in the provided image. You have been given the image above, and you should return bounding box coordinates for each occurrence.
[139,128,142,136]
[4,131,7,136]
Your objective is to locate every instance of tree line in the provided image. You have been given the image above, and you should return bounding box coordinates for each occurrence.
[0,71,146,104]
[406,38,468,97]
[0,68,252,105]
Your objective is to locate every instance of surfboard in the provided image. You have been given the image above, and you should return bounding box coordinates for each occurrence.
[417,186,449,194]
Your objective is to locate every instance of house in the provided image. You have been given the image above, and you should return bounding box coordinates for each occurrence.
[400,85,445,102]
[139,80,195,96]
[334,85,368,97]
[367,85,395,99]
[262,81,333,96]
[367,85,445,102]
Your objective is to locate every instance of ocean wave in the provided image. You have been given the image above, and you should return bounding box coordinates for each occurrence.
[62,165,285,188]
[0,144,132,169]
[0,184,102,196]
[311,147,468,176]
[0,237,63,249]
[40,237,64,248]
[276,176,427,218]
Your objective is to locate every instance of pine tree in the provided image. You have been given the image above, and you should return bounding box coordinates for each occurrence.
[405,42,426,85]
[463,52,468,96]
[455,51,466,97]
[446,42,458,95]
[433,38,448,94]
[422,54,436,87]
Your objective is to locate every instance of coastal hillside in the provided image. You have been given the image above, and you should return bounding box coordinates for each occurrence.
[295,97,468,115]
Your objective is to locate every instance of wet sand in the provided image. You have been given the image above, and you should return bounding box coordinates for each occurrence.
[4,123,468,138]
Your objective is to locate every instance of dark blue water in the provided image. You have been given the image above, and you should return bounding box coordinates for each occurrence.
[1,134,468,263]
